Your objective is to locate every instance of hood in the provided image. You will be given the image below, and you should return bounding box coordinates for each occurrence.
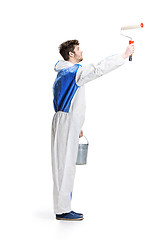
[54,60,73,72]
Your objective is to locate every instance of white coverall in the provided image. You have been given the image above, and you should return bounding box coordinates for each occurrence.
[51,54,125,214]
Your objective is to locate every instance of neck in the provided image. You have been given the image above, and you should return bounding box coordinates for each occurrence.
[68,58,79,64]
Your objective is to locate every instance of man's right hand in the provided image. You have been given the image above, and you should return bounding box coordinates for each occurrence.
[121,44,135,59]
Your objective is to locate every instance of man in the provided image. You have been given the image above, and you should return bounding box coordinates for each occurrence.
[51,40,134,221]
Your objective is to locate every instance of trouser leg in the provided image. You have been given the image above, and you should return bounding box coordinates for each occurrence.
[51,117,79,214]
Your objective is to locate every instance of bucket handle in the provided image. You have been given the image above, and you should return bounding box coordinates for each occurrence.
[82,135,89,145]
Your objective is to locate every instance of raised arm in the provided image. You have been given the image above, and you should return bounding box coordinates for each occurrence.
[76,45,134,86]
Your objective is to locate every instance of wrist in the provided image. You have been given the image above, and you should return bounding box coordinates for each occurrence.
[121,53,128,59]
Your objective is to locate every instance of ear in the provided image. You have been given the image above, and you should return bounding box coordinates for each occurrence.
[69,51,74,58]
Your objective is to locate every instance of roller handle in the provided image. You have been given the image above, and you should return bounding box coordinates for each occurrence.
[129,40,134,61]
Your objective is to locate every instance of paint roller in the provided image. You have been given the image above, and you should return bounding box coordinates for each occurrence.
[120,23,144,61]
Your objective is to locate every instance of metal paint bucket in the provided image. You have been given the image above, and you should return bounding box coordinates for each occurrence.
[76,136,89,165]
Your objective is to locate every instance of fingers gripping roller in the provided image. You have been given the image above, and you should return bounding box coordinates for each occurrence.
[120,23,144,61]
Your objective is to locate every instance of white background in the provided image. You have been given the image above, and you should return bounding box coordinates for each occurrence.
[0,0,160,239]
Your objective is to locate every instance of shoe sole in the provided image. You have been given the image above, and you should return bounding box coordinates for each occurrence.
[56,217,84,221]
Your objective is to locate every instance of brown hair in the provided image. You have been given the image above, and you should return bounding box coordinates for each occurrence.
[59,40,79,61]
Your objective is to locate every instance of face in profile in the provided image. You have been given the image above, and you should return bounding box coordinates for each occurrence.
[72,45,83,62]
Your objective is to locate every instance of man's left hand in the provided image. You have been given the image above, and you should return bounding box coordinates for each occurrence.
[79,130,83,138]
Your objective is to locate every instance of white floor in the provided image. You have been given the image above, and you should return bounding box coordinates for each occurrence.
[1,145,160,240]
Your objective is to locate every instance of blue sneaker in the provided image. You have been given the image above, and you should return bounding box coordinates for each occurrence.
[71,211,83,217]
[56,211,83,221]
